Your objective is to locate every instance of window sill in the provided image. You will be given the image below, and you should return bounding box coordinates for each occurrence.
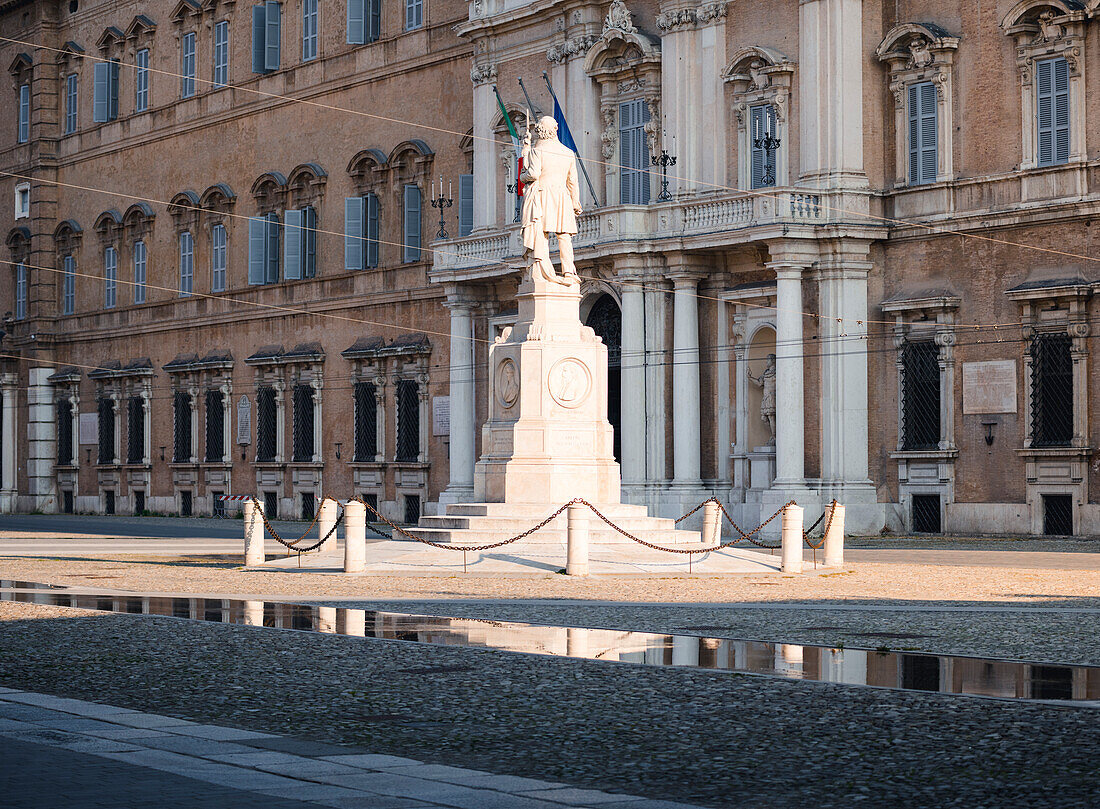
[349,460,385,467]
[1017,446,1092,459]
[888,449,958,461]
[167,461,200,468]
[255,461,286,468]
[392,460,429,468]
[121,462,153,470]
[199,461,232,467]
[288,461,324,468]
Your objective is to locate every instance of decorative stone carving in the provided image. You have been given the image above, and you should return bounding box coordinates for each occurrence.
[604,0,636,35]
[548,358,591,408]
[655,8,695,33]
[1034,10,1066,43]
[546,35,598,64]
[907,38,933,68]
[600,106,618,159]
[496,359,519,408]
[470,62,496,85]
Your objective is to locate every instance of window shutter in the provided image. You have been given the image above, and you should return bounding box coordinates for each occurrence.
[265,212,280,283]
[750,105,765,190]
[1053,57,1070,164]
[366,192,380,268]
[1036,58,1054,166]
[907,84,920,184]
[108,61,119,119]
[619,101,635,204]
[368,0,381,42]
[248,216,265,284]
[403,184,420,262]
[638,100,651,203]
[919,82,937,184]
[252,5,266,73]
[284,208,302,280]
[265,1,281,71]
[18,84,29,142]
[344,196,364,270]
[348,0,365,44]
[302,206,317,277]
[459,174,474,236]
[93,62,109,122]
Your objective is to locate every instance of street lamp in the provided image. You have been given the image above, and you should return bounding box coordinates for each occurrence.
[651,150,677,201]
[431,176,454,239]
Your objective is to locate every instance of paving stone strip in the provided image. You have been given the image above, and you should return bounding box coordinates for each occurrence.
[0,688,699,809]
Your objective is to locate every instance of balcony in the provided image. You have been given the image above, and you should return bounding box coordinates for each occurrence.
[430,188,828,277]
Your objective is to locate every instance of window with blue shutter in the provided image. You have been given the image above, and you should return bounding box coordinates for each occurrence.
[93,62,119,122]
[284,208,302,280]
[133,240,147,303]
[253,2,281,73]
[108,60,119,119]
[15,262,27,320]
[1037,57,1070,167]
[181,32,196,98]
[405,0,422,30]
[17,84,29,143]
[104,246,117,308]
[63,255,75,314]
[348,0,365,43]
[211,224,227,291]
[368,0,381,41]
[265,211,280,283]
[248,217,266,284]
[750,104,778,189]
[135,50,149,111]
[179,231,194,295]
[213,22,229,87]
[345,196,365,270]
[459,174,474,237]
[618,99,651,204]
[907,82,937,185]
[367,192,380,268]
[65,73,78,133]
[302,205,317,277]
[403,184,421,262]
[302,0,318,60]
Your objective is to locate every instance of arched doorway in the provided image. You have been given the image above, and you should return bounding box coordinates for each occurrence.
[585,294,622,462]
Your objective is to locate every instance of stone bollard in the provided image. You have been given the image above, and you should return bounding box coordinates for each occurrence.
[317,606,337,633]
[780,504,804,574]
[316,498,338,554]
[824,502,845,568]
[344,499,366,573]
[243,498,265,567]
[702,500,720,545]
[242,600,264,627]
[566,502,590,576]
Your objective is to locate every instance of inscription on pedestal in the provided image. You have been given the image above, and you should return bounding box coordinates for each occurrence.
[962,360,1017,414]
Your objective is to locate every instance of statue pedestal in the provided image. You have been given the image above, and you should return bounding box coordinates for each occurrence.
[474,277,620,504]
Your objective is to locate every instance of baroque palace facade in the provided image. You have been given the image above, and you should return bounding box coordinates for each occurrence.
[3,0,1100,535]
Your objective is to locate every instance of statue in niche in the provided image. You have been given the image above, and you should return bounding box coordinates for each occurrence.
[520,116,583,286]
[748,353,777,445]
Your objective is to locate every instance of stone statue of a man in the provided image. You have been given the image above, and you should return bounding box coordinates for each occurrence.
[520,115,583,286]
[749,353,777,443]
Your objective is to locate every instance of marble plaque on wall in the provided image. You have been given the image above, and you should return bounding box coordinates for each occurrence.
[962,360,1017,414]
[78,413,97,444]
[433,396,450,436]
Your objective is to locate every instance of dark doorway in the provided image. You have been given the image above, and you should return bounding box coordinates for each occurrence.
[1043,494,1072,536]
[301,492,315,521]
[62,490,74,514]
[134,490,145,515]
[264,491,279,519]
[180,490,193,517]
[584,294,622,463]
[911,494,941,533]
[104,490,115,515]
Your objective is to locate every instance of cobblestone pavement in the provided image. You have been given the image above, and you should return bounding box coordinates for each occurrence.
[0,600,1097,809]
[0,687,696,809]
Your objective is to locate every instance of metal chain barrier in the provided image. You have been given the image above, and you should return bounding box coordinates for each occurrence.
[803,500,839,550]
[248,495,344,553]
[714,501,786,549]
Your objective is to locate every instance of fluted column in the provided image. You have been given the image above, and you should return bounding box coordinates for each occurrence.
[771,263,805,487]
[1,374,17,512]
[442,297,476,502]
[669,269,704,488]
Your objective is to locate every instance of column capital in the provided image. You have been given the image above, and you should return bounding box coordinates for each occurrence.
[0,373,17,388]
[765,238,817,270]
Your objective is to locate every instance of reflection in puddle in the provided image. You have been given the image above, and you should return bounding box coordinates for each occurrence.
[2,581,1097,703]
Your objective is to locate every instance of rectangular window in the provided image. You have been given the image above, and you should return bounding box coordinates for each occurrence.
[97,397,115,464]
[344,195,380,270]
[252,1,282,73]
[62,254,75,315]
[405,0,422,30]
[205,389,225,461]
[133,240,147,304]
[1030,333,1073,447]
[65,73,78,133]
[458,173,474,237]
[15,262,26,320]
[92,60,120,123]
[135,49,149,111]
[348,0,380,43]
[900,340,940,450]
[619,98,651,204]
[403,184,421,263]
[265,212,280,283]
[750,103,779,190]
[15,183,29,219]
[283,206,317,280]
[18,84,30,143]
[179,231,194,296]
[127,395,144,464]
[292,383,315,462]
[211,224,227,292]
[1037,57,1070,167]
[173,390,192,462]
[256,385,277,462]
[213,21,229,87]
[395,379,419,462]
[302,205,317,277]
[181,32,196,98]
[104,246,117,309]
[908,82,937,185]
[302,0,318,60]
[56,399,73,465]
[353,381,377,460]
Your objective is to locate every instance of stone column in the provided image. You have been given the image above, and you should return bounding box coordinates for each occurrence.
[617,261,646,489]
[27,368,56,512]
[0,374,17,512]
[441,297,476,503]
[771,264,805,487]
[669,269,703,489]
[471,75,497,229]
[643,275,668,490]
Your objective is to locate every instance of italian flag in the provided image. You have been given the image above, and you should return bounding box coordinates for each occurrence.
[494,85,523,196]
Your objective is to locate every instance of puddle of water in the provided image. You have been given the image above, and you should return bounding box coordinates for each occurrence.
[2,581,1098,703]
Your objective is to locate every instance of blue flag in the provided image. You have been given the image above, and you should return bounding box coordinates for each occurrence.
[552,96,578,153]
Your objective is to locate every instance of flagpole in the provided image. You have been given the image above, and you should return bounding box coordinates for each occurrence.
[543,72,602,209]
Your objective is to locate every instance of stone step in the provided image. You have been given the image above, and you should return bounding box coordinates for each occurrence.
[404,525,706,547]
[418,514,682,532]
[442,502,653,519]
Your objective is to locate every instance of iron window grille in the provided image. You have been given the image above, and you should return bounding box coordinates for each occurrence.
[173,391,192,462]
[97,397,115,464]
[256,386,277,462]
[205,389,225,462]
[1030,334,1073,447]
[354,381,377,461]
[911,494,941,533]
[127,396,144,464]
[395,380,420,462]
[1042,493,1073,536]
[56,399,73,465]
[292,384,315,462]
[900,341,941,450]
[404,493,421,524]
